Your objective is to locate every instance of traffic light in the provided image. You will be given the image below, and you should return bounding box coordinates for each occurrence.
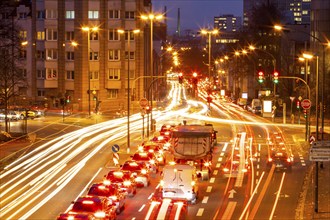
[273,71,279,84]
[207,96,212,103]
[178,73,183,84]
[257,71,264,83]
[296,100,300,109]
[66,95,71,103]
[145,105,151,114]
[192,72,198,85]
[303,109,307,118]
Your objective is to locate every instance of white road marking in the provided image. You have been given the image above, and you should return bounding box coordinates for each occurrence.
[218,157,223,162]
[216,163,220,168]
[202,196,209,203]
[210,177,215,183]
[138,204,145,212]
[213,170,218,175]
[196,208,204,216]
[220,152,225,157]
[221,201,237,220]
[206,186,212,192]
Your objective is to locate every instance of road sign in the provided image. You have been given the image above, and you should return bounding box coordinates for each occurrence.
[112,144,120,153]
[309,135,316,144]
[301,99,311,109]
[309,155,330,162]
[309,144,330,161]
[139,98,148,108]
[312,140,330,148]
[113,152,119,166]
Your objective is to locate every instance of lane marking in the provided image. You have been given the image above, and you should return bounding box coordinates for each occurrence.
[213,170,218,175]
[210,177,215,183]
[196,208,204,216]
[221,201,237,220]
[220,152,225,157]
[206,186,212,192]
[202,196,209,203]
[216,163,220,168]
[138,204,145,212]
[218,157,223,162]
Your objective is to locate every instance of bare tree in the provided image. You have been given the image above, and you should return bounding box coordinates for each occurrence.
[0,4,27,133]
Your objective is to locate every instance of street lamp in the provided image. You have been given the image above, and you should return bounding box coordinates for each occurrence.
[201,29,219,82]
[82,26,98,116]
[141,13,163,134]
[118,29,140,153]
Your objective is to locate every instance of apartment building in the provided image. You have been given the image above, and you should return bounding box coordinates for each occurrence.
[3,0,164,114]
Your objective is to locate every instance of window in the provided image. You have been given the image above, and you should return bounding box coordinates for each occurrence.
[19,31,27,41]
[108,68,120,80]
[36,50,45,59]
[47,29,58,41]
[66,51,74,60]
[37,90,45,97]
[19,49,27,59]
[19,68,27,78]
[89,51,99,61]
[46,68,57,79]
[109,29,119,41]
[66,31,75,41]
[36,10,45,19]
[46,49,58,60]
[37,31,45,40]
[125,11,135,19]
[66,71,74,80]
[107,89,118,99]
[88,10,99,19]
[125,51,135,60]
[109,10,120,19]
[109,49,120,61]
[90,71,99,80]
[19,12,27,19]
[90,32,99,41]
[46,9,57,19]
[66,10,75,19]
[37,69,45,79]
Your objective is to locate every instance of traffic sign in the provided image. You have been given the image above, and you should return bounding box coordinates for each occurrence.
[309,143,330,161]
[312,140,330,148]
[301,99,311,109]
[139,98,148,108]
[112,144,120,153]
[309,155,330,162]
[113,153,119,166]
[309,135,316,144]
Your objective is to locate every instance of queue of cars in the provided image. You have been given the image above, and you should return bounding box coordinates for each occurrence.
[0,108,40,121]
[56,125,176,220]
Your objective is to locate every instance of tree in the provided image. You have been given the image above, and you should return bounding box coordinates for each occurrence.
[0,4,27,132]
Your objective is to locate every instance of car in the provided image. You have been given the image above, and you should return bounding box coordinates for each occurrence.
[0,110,20,121]
[57,196,116,220]
[87,182,126,214]
[103,170,137,197]
[150,135,171,151]
[121,160,150,187]
[140,142,166,165]
[267,151,293,171]
[159,124,177,141]
[131,151,159,173]
[14,108,37,119]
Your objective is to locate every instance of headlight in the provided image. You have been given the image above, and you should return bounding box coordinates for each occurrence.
[223,168,229,172]
[94,211,106,218]
[191,181,195,186]
[149,159,155,164]
[110,195,118,201]
[141,169,147,174]
[160,180,164,186]
[123,180,131,186]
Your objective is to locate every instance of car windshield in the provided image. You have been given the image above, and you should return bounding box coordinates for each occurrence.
[72,200,102,212]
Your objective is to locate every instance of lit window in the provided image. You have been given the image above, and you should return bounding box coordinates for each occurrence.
[66,10,75,19]
[46,68,57,79]
[37,31,45,40]
[109,50,120,61]
[88,10,99,19]
[19,31,27,40]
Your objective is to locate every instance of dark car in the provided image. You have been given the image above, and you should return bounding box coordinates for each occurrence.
[103,170,137,197]
[87,182,125,214]
[267,151,293,171]
[57,196,116,220]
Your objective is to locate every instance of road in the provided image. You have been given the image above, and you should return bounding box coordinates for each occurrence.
[0,81,310,219]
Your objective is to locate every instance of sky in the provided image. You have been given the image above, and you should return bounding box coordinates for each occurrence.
[152,0,243,34]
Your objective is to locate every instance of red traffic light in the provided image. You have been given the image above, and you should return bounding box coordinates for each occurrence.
[258,71,264,76]
[145,105,151,113]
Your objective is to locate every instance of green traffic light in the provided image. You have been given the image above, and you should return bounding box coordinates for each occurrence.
[258,79,264,83]
[274,79,279,84]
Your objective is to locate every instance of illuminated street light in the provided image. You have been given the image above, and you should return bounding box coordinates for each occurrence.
[201,29,219,81]
[118,29,140,153]
[82,26,99,116]
[141,13,163,134]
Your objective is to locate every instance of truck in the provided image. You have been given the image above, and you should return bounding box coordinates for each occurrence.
[170,124,217,180]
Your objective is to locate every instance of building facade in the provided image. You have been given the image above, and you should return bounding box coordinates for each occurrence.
[3,0,166,114]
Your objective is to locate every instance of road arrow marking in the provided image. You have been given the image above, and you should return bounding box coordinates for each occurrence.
[228,189,236,198]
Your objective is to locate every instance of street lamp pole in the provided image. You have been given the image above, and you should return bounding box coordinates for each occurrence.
[118,29,140,153]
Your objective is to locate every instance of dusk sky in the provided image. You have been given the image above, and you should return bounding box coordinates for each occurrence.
[152,0,243,34]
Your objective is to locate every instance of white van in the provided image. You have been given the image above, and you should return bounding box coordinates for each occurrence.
[160,164,198,204]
